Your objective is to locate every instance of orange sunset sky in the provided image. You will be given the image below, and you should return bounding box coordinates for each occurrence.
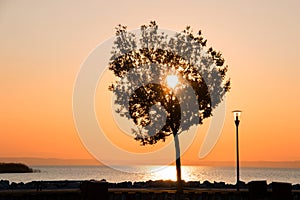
[1,1,300,165]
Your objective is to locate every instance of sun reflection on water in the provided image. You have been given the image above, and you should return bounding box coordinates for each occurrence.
[149,166,192,181]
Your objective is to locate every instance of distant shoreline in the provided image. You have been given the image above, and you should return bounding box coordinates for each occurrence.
[1,157,300,168]
[0,163,33,173]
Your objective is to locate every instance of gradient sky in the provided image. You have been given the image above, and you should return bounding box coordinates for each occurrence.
[1,0,300,165]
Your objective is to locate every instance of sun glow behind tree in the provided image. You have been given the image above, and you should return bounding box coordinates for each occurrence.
[108,21,230,191]
[166,75,179,89]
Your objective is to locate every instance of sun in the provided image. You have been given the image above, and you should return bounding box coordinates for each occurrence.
[166,75,179,89]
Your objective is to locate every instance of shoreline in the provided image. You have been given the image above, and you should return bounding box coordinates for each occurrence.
[1,179,300,190]
[0,184,299,200]
[1,179,299,199]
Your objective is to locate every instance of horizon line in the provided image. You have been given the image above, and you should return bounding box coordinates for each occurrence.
[1,157,300,168]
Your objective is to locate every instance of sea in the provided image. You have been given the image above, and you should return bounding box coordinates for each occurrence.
[1,165,300,185]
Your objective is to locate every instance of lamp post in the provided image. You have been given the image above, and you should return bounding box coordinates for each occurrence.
[233,110,241,191]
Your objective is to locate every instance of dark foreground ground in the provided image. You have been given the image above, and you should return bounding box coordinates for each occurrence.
[0,180,299,199]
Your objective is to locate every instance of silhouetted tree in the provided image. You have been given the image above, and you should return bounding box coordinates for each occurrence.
[109,21,230,192]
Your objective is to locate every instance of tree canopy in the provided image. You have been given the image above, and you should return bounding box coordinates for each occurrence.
[109,21,230,145]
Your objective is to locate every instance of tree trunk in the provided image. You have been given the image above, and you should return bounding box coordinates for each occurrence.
[174,133,182,192]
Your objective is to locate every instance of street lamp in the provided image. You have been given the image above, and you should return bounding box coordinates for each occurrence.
[233,110,242,191]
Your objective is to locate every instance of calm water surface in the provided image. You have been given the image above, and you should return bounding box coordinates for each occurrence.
[1,166,300,184]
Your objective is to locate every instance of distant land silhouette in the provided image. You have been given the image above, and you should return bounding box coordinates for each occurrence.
[0,158,300,168]
[0,163,33,173]
[0,158,101,166]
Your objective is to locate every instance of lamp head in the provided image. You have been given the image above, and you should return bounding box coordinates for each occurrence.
[232,110,242,121]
